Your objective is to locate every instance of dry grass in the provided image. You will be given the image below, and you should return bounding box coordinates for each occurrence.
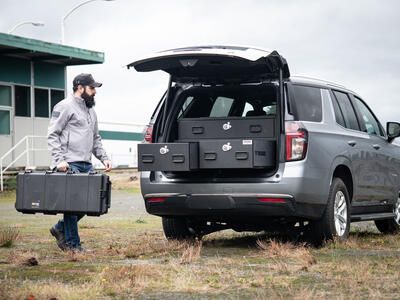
[2,190,400,299]
[123,234,189,259]
[1,279,103,300]
[256,239,317,270]
[99,264,163,295]
[7,250,39,266]
[0,226,20,247]
[179,240,202,264]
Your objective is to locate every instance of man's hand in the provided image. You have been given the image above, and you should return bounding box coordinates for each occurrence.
[57,161,69,172]
[103,160,112,172]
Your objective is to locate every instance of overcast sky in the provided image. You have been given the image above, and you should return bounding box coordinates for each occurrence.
[1,0,399,126]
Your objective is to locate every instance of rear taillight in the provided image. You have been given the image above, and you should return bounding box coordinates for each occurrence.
[285,121,308,161]
[144,125,153,143]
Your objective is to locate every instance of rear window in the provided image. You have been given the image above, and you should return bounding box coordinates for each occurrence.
[291,85,323,122]
[177,85,277,119]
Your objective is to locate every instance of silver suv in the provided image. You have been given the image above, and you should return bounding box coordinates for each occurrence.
[129,45,400,244]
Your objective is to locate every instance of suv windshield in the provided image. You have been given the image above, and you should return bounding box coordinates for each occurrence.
[177,84,277,119]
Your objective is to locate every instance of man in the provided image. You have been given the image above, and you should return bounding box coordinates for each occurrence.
[48,73,112,252]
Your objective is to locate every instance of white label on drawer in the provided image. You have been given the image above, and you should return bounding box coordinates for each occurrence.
[242,140,252,145]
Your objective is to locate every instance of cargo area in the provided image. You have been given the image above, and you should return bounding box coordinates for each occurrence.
[138,83,281,181]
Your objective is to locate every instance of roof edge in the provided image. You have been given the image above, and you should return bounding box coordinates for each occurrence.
[0,33,104,64]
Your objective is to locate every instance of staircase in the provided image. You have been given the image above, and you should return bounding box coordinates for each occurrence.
[0,135,48,191]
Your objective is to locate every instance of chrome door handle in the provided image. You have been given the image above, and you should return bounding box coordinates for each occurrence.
[347,141,357,147]
[372,144,381,150]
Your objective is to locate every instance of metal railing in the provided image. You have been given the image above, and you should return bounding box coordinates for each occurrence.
[0,135,48,191]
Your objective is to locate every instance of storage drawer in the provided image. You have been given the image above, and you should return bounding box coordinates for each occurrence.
[199,139,275,169]
[138,143,199,171]
[178,117,275,140]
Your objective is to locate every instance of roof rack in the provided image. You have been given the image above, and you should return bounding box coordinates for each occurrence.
[291,75,347,89]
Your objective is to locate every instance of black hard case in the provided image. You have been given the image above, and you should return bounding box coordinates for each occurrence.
[15,171,111,216]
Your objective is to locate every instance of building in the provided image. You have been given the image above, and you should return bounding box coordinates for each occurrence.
[0,33,143,172]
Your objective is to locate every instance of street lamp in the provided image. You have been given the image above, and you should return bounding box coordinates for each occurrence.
[61,0,115,44]
[8,21,44,34]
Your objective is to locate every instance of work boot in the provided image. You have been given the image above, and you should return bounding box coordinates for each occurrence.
[50,226,67,250]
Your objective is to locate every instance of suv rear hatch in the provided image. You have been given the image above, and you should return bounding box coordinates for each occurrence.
[128,46,290,180]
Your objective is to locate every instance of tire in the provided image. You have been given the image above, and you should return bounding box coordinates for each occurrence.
[309,178,351,245]
[162,217,195,240]
[374,196,400,234]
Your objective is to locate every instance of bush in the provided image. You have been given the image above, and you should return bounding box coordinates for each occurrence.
[0,226,19,247]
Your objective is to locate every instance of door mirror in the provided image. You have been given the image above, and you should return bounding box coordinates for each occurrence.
[387,122,400,142]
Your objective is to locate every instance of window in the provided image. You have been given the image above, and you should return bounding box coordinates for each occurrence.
[352,96,384,136]
[0,85,11,106]
[15,85,31,117]
[209,97,234,117]
[292,85,323,122]
[333,91,359,131]
[35,88,49,118]
[0,110,10,135]
[178,85,277,119]
[51,90,64,112]
[331,94,346,127]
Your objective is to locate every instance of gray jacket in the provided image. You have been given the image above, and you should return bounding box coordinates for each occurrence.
[48,94,109,167]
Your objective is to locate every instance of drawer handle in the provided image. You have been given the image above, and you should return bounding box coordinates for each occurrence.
[204,152,217,160]
[141,154,154,163]
[192,127,204,134]
[235,151,249,160]
[250,125,262,133]
[172,154,185,163]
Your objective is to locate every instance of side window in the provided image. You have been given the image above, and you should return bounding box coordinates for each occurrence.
[332,91,360,131]
[178,96,194,118]
[331,95,346,127]
[0,85,11,135]
[209,97,234,117]
[15,85,31,117]
[34,88,49,118]
[352,96,384,136]
[242,102,254,116]
[292,85,322,122]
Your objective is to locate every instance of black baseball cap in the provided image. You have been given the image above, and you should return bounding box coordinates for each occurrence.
[73,73,102,88]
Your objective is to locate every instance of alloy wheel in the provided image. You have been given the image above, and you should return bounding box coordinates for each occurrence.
[334,190,347,236]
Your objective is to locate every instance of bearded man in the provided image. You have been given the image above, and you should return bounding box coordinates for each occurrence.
[47,73,112,252]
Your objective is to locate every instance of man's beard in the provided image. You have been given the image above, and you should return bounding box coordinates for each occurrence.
[82,91,96,108]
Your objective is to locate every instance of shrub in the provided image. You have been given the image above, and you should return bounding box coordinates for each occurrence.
[0,226,19,247]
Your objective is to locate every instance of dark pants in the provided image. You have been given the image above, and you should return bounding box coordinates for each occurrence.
[53,162,93,249]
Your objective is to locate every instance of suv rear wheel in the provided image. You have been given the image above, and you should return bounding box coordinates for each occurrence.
[374,196,400,234]
[162,217,195,240]
[309,178,350,245]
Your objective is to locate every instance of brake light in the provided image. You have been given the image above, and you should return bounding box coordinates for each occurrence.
[258,197,286,203]
[146,197,166,203]
[285,121,308,161]
[144,125,153,143]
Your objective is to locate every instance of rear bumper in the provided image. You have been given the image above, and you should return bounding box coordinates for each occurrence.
[143,193,325,220]
[140,162,331,220]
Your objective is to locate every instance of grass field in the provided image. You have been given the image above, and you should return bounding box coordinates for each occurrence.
[1,190,400,299]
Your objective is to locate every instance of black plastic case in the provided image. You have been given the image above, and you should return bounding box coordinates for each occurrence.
[15,171,111,216]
